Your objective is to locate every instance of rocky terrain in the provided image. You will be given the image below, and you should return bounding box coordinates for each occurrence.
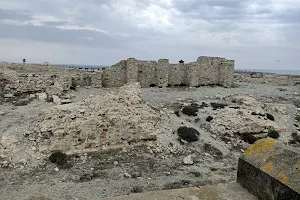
[0,64,299,200]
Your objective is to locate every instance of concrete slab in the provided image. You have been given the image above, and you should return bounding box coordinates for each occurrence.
[238,138,300,200]
[101,182,257,200]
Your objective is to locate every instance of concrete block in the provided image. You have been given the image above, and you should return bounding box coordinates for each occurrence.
[237,138,300,200]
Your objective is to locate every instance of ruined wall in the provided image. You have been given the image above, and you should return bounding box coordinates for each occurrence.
[197,57,224,86]
[91,71,103,88]
[126,58,139,83]
[168,64,187,86]
[1,56,235,89]
[219,60,234,87]
[156,59,169,87]
[137,61,157,87]
[186,62,199,87]
[102,66,126,87]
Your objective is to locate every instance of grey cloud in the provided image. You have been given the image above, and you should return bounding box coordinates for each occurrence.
[0,24,129,48]
[41,21,70,26]
[0,0,299,69]
[0,9,33,21]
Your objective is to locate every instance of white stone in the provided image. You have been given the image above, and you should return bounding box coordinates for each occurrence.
[54,167,59,172]
[52,95,61,104]
[4,94,14,98]
[79,109,86,114]
[124,173,132,178]
[114,161,119,165]
[37,93,47,101]
[183,155,194,165]
[61,99,72,104]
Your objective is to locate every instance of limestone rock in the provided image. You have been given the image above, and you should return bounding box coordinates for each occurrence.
[52,95,61,104]
[124,173,132,178]
[37,93,47,101]
[61,99,72,104]
[4,94,14,98]
[183,155,194,165]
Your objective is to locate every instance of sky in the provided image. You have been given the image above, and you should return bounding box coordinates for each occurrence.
[0,0,299,69]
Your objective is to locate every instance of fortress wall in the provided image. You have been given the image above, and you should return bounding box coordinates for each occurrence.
[102,66,126,87]
[137,60,157,88]
[126,58,139,83]
[1,56,235,88]
[186,62,199,87]
[156,59,169,87]
[219,60,235,87]
[91,71,103,88]
[197,56,225,85]
[168,64,187,86]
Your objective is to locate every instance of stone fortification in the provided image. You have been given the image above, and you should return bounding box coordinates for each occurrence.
[101,56,234,88]
[0,56,234,91]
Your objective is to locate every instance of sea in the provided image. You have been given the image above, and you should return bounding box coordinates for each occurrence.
[236,69,300,75]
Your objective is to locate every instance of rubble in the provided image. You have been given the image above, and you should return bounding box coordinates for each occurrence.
[26,83,165,153]
[206,96,286,139]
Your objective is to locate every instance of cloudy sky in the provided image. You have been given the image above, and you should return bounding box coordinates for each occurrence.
[0,0,299,69]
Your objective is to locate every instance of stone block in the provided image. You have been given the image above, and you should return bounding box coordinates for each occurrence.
[237,138,300,200]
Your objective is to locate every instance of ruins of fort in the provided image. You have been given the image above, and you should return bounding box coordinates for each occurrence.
[0,56,235,89]
[101,56,235,88]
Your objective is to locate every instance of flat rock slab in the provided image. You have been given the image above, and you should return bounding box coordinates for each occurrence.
[101,182,257,200]
[237,138,300,200]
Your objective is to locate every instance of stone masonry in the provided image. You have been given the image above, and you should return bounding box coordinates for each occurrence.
[100,56,234,88]
[0,56,235,89]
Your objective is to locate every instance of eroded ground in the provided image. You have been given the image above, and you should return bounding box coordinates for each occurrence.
[0,68,299,200]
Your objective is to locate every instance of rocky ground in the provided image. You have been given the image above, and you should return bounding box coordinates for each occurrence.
[0,66,299,200]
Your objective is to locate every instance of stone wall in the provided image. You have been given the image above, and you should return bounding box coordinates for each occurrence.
[126,58,139,83]
[102,66,126,87]
[137,60,157,87]
[1,56,235,89]
[168,64,187,86]
[156,59,169,87]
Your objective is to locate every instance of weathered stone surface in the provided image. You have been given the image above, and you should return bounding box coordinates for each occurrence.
[26,83,165,153]
[237,138,300,200]
[37,93,47,101]
[207,96,286,137]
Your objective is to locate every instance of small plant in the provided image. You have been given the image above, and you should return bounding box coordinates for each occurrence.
[266,113,275,121]
[268,130,280,139]
[177,126,199,142]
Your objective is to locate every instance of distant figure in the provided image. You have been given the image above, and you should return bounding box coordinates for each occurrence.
[44,61,49,66]
[23,58,26,65]
[179,60,184,64]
